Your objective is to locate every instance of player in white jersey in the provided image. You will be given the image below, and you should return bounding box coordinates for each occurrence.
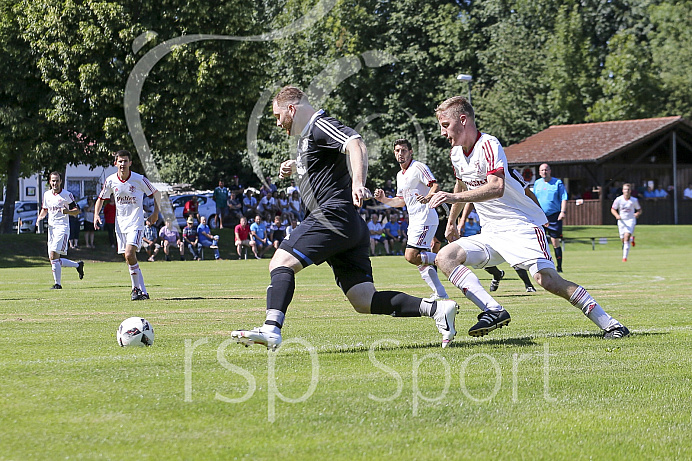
[374,138,448,300]
[611,183,642,262]
[36,172,84,289]
[429,96,630,339]
[94,150,160,301]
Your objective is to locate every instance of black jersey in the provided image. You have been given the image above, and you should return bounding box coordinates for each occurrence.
[296,110,361,213]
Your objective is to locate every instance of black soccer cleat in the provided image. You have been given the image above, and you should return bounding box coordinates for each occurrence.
[468,309,511,337]
[489,270,505,292]
[526,286,537,293]
[50,283,62,290]
[77,261,84,280]
[131,287,143,301]
[603,325,630,339]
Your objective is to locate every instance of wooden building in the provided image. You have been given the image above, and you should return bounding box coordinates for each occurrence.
[505,116,692,225]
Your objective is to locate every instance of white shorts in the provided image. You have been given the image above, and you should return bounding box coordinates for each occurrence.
[116,229,144,254]
[617,219,636,238]
[48,227,69,255]
[407,221,437,250]
[452,223,555,276]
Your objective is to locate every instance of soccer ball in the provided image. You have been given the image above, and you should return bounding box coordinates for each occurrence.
[117,317,154,347]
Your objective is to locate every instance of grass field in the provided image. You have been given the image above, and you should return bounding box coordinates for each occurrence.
[1,225,691,460]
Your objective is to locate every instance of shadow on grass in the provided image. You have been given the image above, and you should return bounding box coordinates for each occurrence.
[321,336,538,355]
[161,296,263,301]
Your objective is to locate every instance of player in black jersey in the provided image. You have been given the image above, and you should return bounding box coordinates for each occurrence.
[232,86,459,350]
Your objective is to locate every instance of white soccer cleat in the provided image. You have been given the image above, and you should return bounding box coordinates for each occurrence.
[433,299,458,348]
[425,293,450,302]
[231,327,282,351]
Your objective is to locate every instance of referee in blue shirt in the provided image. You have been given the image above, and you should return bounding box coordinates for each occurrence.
[533,163,568,272]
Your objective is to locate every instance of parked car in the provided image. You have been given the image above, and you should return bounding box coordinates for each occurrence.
[169,194,218,229]
[0,201,40,233]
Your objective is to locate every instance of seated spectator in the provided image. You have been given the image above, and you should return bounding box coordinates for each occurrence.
[269,215,286,250]
[383,211,406,255]
[643,186,656,199]
[159,219,184,261]
[463,215,481,237]
[684,183,692,201]
[289,190,304,221]
[234,216,255,259]
[250,214,270,259]
[142,218,160,262]
[382,178,396,198]
[242,189,258,218]
[261,176,279,196]
[368,213,389,256]
[183,216,202,260]
[258,190,278,216]
[654,185,668,199]
[285,218,299,239]
[197,216,221,260]
[286,179,299,196]
[183,196,200,222]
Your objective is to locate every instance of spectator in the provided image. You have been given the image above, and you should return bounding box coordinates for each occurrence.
[142,218,160,262]
[382,178,396,198]
[367,213,389,256]
[234,216,254,259]
[383,211,406,255]
[286,179,299,196]
[261,176,278,197]
[250,214,270,259]
[227,191,244,223]
[242,189,258,218]
[82,196,96,249]
[213,180,229,229]
[285,218,299,239]
[183,216,202,260]
[159,219,184,261]
[278,190,291,217]
[228,175,244,197]
[197,216,221,260]
[103,194,116,248]
[183,196,199,223]
[258,190,277,216]
[533,163,568,272]
[654,185,668,199]
[684,183,692,200]
[289,190,304,221]
[463,215,481,236]
[269,215,286,250]
[69,211,80,249]
[643,186,656,199]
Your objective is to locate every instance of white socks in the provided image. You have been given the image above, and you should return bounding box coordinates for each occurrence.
[420,251,436,266]
[419,265,448,298]
[570,286,619,330]
[60,258,79,268]
[622,241,630,260]
[448,265,503,312]
[51,259,61,284]
[129,264,147,294]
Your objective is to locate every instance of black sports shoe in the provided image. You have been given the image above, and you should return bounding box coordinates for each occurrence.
[526,286,537,293]
[50,283,62,290]
[77,261,84,279]
[131,287,143,301]
[468,309,511,337]
[489,270,505,292]
[603,325,630,339]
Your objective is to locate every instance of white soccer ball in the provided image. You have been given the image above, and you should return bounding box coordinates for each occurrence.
[117,317,155,347]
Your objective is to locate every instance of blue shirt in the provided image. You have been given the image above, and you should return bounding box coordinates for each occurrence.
[385,221,401,238]
[464,220,481,236]
[197,224,213,245]
[250,222,268,240]
[533,177,568,215]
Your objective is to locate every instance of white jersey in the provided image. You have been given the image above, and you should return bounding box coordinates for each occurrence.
[396,160,439,227]
[42,189,76,230]
[612,195,641,221]
[99,171,157,233]
[449,132,546,230]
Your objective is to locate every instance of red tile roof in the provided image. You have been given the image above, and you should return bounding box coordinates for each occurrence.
[505,116,687,165]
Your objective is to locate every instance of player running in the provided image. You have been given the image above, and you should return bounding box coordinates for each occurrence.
[231,86,458,350]
[611,183,642,262]
[428,96,630,339]
[373,138,448,301]
[36,172,84,289]
[94,150,160,301]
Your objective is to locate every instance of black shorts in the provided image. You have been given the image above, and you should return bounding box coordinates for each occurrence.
[545,212,563,239]
[279,204,373,294]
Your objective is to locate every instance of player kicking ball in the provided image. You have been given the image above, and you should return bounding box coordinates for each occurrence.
[94,150,160,301]
[231,86,458,351]
[429,96,629,339]
[37,172,84,289]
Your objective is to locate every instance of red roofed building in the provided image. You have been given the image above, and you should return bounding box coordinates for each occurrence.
[505,116,692,225]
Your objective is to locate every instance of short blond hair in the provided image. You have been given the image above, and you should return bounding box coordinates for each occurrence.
[435,96,475,121]
[273,86,308,108]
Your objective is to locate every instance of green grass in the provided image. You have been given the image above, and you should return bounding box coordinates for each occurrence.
[1,226,691,460]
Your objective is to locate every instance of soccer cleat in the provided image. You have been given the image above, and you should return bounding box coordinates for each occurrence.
[131,287,149,301]
[526,286,537,293]
[623,258,627,262]
[631,236,635,247]
[425,293,450,302]
[50,283,62,290]
[433,299,459,348]
[76,261,84,279]
[603,325,630,339]
[489,269,504,292]
[231,327,282,351]
[468,309,511,337]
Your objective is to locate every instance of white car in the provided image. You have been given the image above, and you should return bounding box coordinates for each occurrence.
[0,201,40,233]
[169,194,219,229]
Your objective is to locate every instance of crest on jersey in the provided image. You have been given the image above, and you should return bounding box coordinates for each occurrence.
[130,185,136,193]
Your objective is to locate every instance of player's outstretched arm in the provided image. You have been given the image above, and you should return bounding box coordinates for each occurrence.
[374,188,405,208]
